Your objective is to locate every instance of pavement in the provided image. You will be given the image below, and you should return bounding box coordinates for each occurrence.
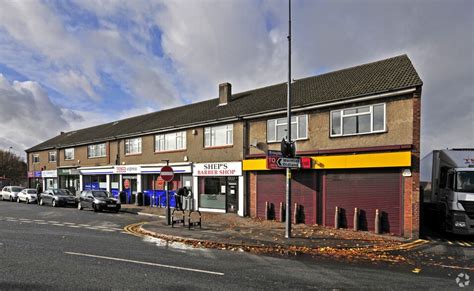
[120,205,414,252]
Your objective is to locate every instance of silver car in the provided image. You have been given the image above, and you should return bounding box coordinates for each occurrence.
[1,186,24,202]
[17,188,38,204]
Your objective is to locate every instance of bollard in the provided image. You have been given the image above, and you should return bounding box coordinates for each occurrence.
[353,207,359,231]
[375,209,381,234]
[265,201,269,220]
[293,203,298,224]
[334,206,339,229]
[279,202,285,222]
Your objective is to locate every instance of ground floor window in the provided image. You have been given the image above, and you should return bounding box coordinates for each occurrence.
[83,175,106,190]
[59,175,79,195]
[45,178,58,190]
[110,174,120,198]
[198,176,238,211]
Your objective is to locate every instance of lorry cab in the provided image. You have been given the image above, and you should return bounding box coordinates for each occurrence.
[439,167,474,234]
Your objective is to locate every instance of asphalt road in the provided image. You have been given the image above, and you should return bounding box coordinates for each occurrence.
[0,201,467,290]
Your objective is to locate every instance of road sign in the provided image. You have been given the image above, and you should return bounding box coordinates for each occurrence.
[160,166,174,182]
[266,156,281,170]
[276,157,300,168]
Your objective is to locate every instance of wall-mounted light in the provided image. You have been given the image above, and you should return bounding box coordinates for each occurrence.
[183,155,189,162]
[191,129,197,135]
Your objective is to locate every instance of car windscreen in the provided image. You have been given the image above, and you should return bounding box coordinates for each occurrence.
[12,187,23,192]
[456,171,474,193]
[27,190,37,194]
[92,191,109,198]
[53,189,73,195]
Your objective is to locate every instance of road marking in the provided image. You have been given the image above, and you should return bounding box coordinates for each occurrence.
[63,222,76,225]
[36,222,48,225]
[52,224,65,227]
[20,220,32,223]
[440,264,474,271]
[67,225,82,228]
[48,221,60,223]
[64,252,224,276]
[78,224,91,227]
[459,241,471,247]
[18,218,31,221]
[33,220,45,222]
[99,229,115,232]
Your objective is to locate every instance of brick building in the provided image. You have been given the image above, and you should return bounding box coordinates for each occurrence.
[26,55,422,238]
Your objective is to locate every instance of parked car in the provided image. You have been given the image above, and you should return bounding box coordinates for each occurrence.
[78,190,121,213]
[1,186,24,202]
[17,188,38,204]
[39,189,78,207]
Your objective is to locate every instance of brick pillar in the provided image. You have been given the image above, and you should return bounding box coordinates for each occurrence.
[409,89,422,238]
[249,172,257,218]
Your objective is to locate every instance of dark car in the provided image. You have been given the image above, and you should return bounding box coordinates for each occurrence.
[39,189,78,207]
[78,190,121,213]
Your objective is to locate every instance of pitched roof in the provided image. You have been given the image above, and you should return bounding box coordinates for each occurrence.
[26,54,422,152]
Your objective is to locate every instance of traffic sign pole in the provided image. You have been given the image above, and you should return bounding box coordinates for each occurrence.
[285,0,292,239]
[160,160,174,225]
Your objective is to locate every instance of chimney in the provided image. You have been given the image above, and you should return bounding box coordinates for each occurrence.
[219,82,231,106]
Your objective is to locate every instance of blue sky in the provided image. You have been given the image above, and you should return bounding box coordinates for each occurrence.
[0,0,473,158]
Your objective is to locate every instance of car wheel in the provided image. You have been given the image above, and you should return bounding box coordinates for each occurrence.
[10,196,13,202]
[77,202,83,210]
[26,198,30,204]
[39,199,44,206]
[52,199,57,207]
[17,197,20,203]
[92,203,99,212]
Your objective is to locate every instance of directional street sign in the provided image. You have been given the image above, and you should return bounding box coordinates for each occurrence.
[276,157,301,168]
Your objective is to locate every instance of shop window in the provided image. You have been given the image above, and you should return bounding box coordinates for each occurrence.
[330,103,386,137]
[204,124,233,147]
[65,148,74,160]
[48,151,56,163]
[267,115,308,142]
[199,177,226,209]
[125,138,142,155]
[87,143,106,158]
[155,131,186,152]
[33,154,39,163]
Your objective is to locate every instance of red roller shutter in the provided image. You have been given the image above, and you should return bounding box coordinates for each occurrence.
[256,171,317,224]
[325,168,401,235]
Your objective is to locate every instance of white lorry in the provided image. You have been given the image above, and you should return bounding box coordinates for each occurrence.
[421,149,474,235]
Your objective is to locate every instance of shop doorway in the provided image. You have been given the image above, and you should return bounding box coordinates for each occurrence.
[122,175,137,204]
[226,177,238,213]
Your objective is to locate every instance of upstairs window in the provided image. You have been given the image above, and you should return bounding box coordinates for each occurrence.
[33,154,39,163]
[48,151,56,163]
[155,131,186,152]
[87,143,106,158]
[125,138,142,155]
[204,124,233,147]
[267,115,308,142]
[65,148,74,160]
[331,103,386,137]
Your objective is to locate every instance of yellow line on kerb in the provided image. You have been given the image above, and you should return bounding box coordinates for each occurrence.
[123,222,147,238]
